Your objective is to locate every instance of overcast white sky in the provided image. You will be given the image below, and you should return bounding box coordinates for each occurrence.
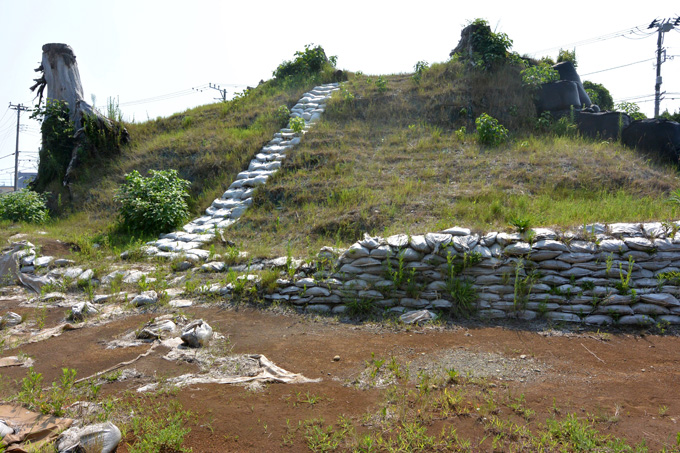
[0,0,678,186]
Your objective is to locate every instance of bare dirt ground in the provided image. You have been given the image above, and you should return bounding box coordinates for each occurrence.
[2,290,680,452]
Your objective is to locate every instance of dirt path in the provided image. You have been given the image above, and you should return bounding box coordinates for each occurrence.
[2,299,680,451]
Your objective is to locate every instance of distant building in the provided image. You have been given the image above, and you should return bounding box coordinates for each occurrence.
[17,172,37,190]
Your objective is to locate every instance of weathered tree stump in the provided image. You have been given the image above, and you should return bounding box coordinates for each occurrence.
[30,43,128,187]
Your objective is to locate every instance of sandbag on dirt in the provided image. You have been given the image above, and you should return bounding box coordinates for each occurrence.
[0,420,14,438]
[136,318,177,340]
[0,356,33,368]
[1,312,22,327]
[400,309,437,325]
[68,302,98,322]
[57,421,121,453]
[0,242,55,294]
[180,319,213,347]
[0,404,72,452]
[137,354,320,392]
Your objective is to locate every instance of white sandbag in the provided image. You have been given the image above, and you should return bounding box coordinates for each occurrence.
[1,312,22,327]
[180,319,213,348]
[69,302,98,322]
[57,421,121,453]
[0,419,14,438]
[137,319,177,340]
[400,309,437,325]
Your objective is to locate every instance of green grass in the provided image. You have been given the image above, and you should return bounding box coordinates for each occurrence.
[5,58,680,263]
[226,67,679,257]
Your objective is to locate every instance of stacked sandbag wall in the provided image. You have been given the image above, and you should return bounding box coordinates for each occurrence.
[272,222,680,326]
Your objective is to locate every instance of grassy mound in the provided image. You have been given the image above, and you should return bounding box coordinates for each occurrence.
[5,57,679,259]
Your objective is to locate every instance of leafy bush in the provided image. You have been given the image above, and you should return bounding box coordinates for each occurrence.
[475,113,509,146]
[583,81,614,110]
[273,44,336,82]
[0,189,49,223]
[289,116,306,133]
[521,63,559,88]
[616,101,646,121]
[115,169,191,235]
[463,18,516,69]
[660,109,680,122]
[557,48,577,68]
[412,60,429,84]
[275,105,291,127]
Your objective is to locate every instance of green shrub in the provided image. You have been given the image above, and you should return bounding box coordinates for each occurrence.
[521,63,559,88]
[273,44,336,82]
[475,113,509,146]
[114,169,191,235]
[276,105,291,127]
[583,81,614,111]
[289,116,306,134]
[616,101,646,121]
[412,60,429,84]
[0,189,49,223]
[661,109,680,122]
[461,18,516,69]
[557,49,577,68]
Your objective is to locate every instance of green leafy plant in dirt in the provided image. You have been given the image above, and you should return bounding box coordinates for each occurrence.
[475,113,509,146]
[375,76,388,93]
[124,396,192,453]
[346,298,374,317]
[412,61,429,84]
[445,252,481,316]
[0,189,49,224]
[275,105,291,127]
[513,259,538,311]
[17,368,77,416]
[114,169,190,235]
[615,256,635,295]
[289,116,306,134]
[509,215,531,234]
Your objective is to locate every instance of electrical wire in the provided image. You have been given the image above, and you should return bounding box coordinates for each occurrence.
[119,83,212,107]
[527,23,653,56]
[581,58,656,76]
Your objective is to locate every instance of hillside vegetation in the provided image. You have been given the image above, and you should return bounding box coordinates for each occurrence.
[4,41,680,259]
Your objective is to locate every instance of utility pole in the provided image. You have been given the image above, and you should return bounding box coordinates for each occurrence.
[649,17,680,117]
[8,103,30,191]
[207,83,229,102]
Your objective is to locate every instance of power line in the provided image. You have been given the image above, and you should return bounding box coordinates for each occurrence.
[119,84,210,107]
[527,22,653,56]
[581,57,656,76]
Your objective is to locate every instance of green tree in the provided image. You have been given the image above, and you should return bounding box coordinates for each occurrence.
[273,44,337,82]
[583,81,614,110]
[453,19,516,69]
[660,109,680,122]
[557,48,577,68]
[616,102,646,121]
